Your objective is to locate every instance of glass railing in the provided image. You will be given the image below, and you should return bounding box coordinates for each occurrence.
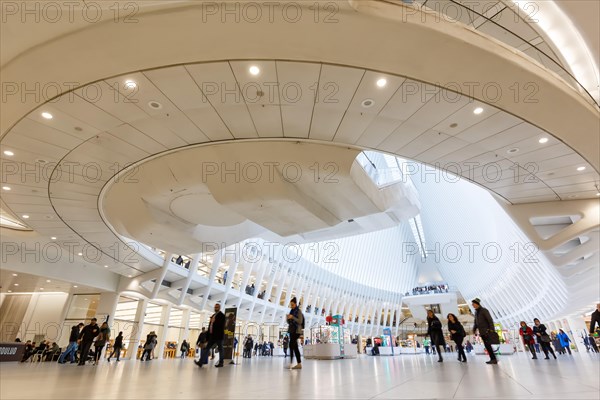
[356,151,405,187]
[376,0,598,107]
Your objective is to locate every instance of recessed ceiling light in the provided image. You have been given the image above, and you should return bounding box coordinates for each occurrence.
[104,265,109,268]
[596,193,600,197]
[73,285,78,288]
[507,148,519,154]
[538,137,549,144]
[7,290,12,293]
[41,112,53,120]
[249,66,260,75]
[376,78,387,88]
[39,288,44,290]
[12,273,17,277]
[568,194,578,199]
[51,237,57,240]
[148,101,162,109]
[78,252,83,256]
[3,150,14,156]
[84,298,88,301]
[22,215,29,219]
[577,166,586,171]
[361,99,375,108]
[473,107,484,115]
[125,80,137,89]
[14,283,18,286]
[2,186,11,191]
[46,280,51,283]
[128,275,132,278]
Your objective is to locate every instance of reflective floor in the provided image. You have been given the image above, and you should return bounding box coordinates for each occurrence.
[1,352,599,399]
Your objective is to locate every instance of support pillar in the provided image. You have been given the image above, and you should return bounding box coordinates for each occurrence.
[156,304,172,359]
[128,298,148,360]
[567,315,589,353]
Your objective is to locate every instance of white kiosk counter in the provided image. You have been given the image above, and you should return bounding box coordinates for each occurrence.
[304,343,358,359]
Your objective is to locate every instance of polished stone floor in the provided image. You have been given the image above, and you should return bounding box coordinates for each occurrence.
[1,351,599,399]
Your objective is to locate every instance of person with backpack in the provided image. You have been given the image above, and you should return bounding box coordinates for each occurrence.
[286,297,304,370]
[180,340,190,359]
[107,331,124,362]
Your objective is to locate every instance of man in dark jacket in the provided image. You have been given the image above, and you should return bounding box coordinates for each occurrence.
[77,318,100,366]
[58,323,83,364]
[590,303,600,335]
[472,298,497,364]
[196,304,225,368]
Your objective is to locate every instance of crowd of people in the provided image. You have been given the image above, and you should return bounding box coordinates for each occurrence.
[408,284,449,296]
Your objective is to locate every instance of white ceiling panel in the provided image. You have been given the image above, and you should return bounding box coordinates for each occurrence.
[53,94,123,132]
[334,71,406,144]
[434,102,497,136]
[474,122,544,152]
[128,119,188,149]
[456,112,522,143]
[75,81,149,125]
[276,61,321,138]
[185,62,257,139]
[416,136,471,163]
[379,94,470,152]
[11,118,84,150]
[544,172,599,187]
[107,124,167,155]
[230,61,283,138]
[27,104,102,139]
[145,66,233,142]
[356,116,404,149]
[309,65,364,141]
[398,130,450,158]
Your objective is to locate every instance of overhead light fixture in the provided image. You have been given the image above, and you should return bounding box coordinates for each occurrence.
[376,78,387,88]
[2,186,10,191]
[73,285,78,288]
[473,107,484,115]
[51,237,57,240]
[124,80,137,89]
[577,166,586,171]
[7,290,12,293]
[12,273,17,277]
[41,112,53,120]
[14,283,19,286]
[538,137,549,144]
[3,150,14,156]
[128,275,133,278]
[104,265,109,268]
[249,66,260,76]
[46,280,51,283]
[22,215,29,219]
[507,148,519,154]
[39,288,44,290]
[78,252,83,256]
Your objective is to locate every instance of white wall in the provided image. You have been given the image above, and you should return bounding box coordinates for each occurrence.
[15,293,69,343]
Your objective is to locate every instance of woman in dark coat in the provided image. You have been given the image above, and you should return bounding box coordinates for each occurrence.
[447,313,467,362]
[426,310,446,362]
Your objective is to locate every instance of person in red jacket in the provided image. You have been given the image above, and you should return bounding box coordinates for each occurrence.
[519,321,537,360]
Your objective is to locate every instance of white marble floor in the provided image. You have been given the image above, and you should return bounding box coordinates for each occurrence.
[1,351,598,399]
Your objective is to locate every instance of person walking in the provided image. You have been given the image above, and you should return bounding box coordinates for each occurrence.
[282,335,289,357]
[557,330,571,355]
[58,323,83,364]
[590,303,600,335]
[140,332,157,361]
[532,318,557,360]
[519,321,537,359]
[551,332,563,355]
[77,318,100,366]
[426,310,446,362]
[180,340,190,359]
[423,337,431,355]
[471,298,498,365]
[195,303,225,368]
[286,297,304,370]
[447,313,466,362]
[195,327,208,363]
[108,332,124,362]
[93,322,110,365]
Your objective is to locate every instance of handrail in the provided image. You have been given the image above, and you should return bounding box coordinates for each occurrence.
[376,0,599,108]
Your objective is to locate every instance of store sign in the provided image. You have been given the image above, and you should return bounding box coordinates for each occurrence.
[223,308,237,360]
[0,343,25,362]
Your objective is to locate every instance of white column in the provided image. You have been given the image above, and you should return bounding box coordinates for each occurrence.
[129,298,148,360]
[153,254,174,299]
[567,316,589,353]
[179,253,201,305]
[155,304,172,359]
[96,292,120,326]
[179,308,191,346]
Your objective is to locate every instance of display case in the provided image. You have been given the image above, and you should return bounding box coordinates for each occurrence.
[303,316,357,359]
